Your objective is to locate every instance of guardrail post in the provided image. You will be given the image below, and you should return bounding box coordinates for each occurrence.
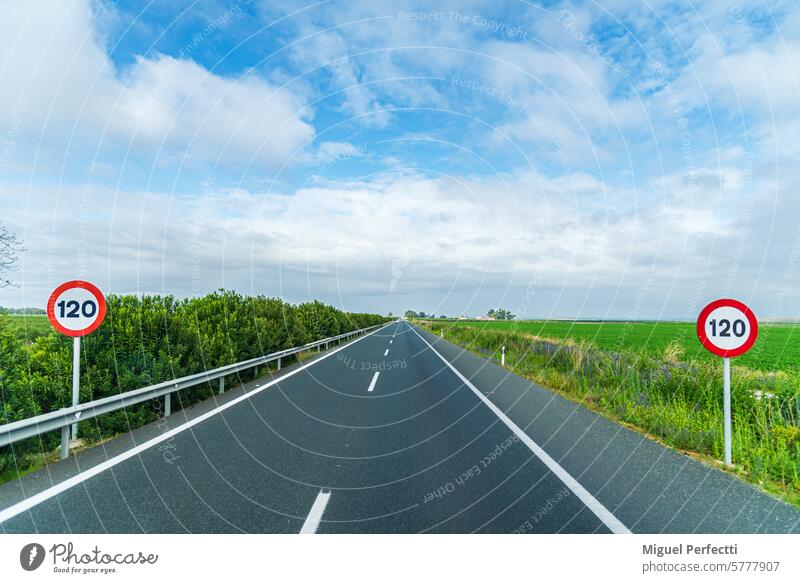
[164,392,171,417]
[317,345,320,352]
[277,358,281,370]
[254,366,259,379]
[219,376,225,394]
[60,424,70,460]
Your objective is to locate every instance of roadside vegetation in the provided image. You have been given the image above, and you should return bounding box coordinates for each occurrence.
[421,320,800,506]
[0,290,389,479]
[456,319,800,372]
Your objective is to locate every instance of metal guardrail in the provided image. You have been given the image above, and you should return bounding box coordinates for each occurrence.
[0,323,385,459]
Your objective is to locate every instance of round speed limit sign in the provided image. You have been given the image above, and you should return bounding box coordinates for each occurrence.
[46,280,107,337]
[696,298,758,358]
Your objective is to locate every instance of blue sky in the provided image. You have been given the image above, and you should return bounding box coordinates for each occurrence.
[1,0,799,319]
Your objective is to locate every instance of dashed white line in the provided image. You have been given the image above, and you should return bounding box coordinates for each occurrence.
[389,340,393,344]
[367,371,380,392]
[300,490,331,534]
[384,349,389,356]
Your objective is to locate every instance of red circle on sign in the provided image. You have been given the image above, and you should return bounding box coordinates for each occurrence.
[696,298,758,358]
[46,280,107,337]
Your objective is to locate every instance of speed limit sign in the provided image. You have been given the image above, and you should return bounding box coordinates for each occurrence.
[696,298,758,468]
[697,298,758,358]
[47,280,107,444]
[46,280,107,337]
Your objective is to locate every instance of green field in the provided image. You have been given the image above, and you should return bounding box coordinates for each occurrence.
[453,320,800,372]
[1,314,52,342]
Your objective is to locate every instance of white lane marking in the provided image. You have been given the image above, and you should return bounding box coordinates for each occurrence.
[300,490,331,534]
[367,371,380,392]
[383,349,389,356]
[408,325,632,534]
[389,340,393,344]
[0,323,392,525]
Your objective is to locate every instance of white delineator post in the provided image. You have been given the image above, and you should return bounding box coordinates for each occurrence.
[723,357,732,466]
[501,346,506,367]
[71,336,80,439]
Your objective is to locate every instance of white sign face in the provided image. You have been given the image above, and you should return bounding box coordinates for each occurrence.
[47,280,107,337]
[696,298,758,358]
[703,305,751,352]
[52,287,100,332]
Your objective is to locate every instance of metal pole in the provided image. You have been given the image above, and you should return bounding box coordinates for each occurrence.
[219,376,225,394]
[277,358,281,370]
[501,346,506,367]
[71,336,80,439]
[723,357,732,466]
[164,392,171,417]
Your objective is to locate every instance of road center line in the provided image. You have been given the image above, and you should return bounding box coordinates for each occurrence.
[408,324,631,535]
[367,371,380,392]
[300,490,331,534]
[0,323,392,525]
[389,340,393,344]
[383,349,389,356]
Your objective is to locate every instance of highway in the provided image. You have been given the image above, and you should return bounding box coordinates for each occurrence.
[1,321,798,533]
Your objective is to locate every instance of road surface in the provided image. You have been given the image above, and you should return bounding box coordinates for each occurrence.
[1,321,798,533]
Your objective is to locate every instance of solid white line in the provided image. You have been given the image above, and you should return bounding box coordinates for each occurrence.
[383,349,389,356]
[0,324,392,525]
[299,490,331,534]
[408,325,631,534]
[367,371,380,392]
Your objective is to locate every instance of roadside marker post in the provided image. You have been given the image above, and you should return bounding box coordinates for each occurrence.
[46,281,107,447]
[501,346,506,367]
[696,298,758,467]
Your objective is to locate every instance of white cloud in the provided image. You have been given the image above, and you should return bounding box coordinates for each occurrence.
[0,0,314,169]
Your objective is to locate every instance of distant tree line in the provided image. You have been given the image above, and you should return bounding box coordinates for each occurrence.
[403,309,515,320]
[487,308,515,320]
[404,310,448,319]
[0,290,389,473]
[0,307,46,315]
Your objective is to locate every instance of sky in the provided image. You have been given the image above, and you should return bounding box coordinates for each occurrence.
[0,0,799,319]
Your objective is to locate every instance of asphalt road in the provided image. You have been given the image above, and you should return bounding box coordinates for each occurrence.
[1,320,799,533]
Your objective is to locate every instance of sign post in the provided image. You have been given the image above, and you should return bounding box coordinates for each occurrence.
[696,298,758,467]
[46,280,107,441]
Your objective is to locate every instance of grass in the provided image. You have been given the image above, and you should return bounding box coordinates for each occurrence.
[454,319,800,372]
[422,320,800,507]
[1,314,53,343]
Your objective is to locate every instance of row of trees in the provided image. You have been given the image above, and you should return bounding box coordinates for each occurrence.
[404,310,448,319]
[0,290,389,472]
[403,309,516,320]
[487,308,516,320]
